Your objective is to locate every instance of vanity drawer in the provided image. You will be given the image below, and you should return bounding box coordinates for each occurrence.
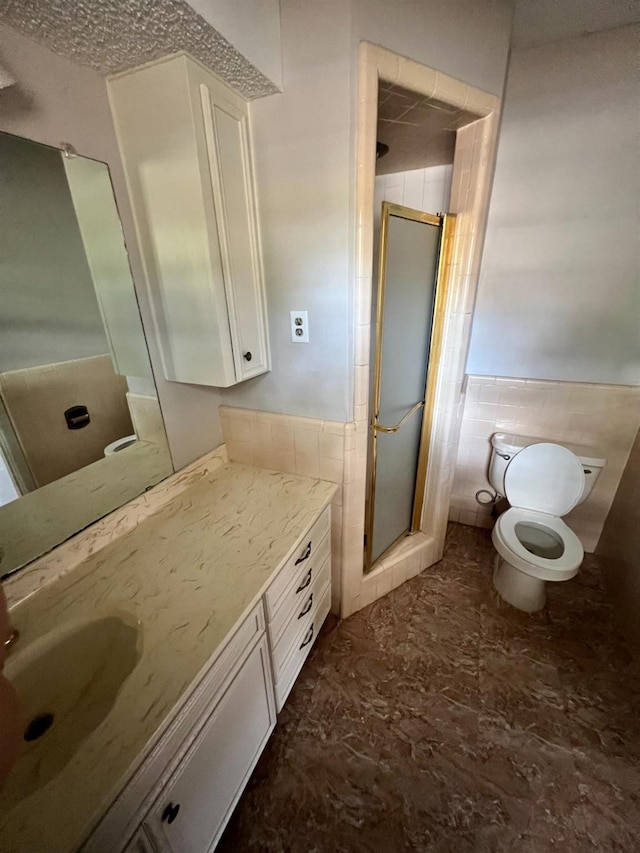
[268,531,331,643]
[264,506,330,621]
[274,582,331,711]
[271,554,331,674]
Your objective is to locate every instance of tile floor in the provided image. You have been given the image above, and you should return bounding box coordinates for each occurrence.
[219,523,640,852]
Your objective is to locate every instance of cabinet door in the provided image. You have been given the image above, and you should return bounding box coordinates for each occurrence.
[108,55,270,389]
[144,637,275,853]
[199,83,270,383]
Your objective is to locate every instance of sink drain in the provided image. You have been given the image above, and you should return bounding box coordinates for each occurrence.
[24,712,54,742]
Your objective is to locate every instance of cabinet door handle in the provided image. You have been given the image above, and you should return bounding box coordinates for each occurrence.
[243,351,252,361]
[295,542,312,566]
[298,593,313,619]
[295,568,312,594]
[299,623,314,649]
[161,802,180,825]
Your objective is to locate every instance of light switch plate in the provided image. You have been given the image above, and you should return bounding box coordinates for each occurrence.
[290,310,309,343]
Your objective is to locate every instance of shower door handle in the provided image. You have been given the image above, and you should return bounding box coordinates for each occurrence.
[373,400,424,434]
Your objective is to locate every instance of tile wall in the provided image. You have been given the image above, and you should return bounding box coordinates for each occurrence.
[0,355,133,488]
[219,405,350,615]
[126,392,167,448]
[220,405,443,615]
[374,164,453,222]
[450,376,640,552]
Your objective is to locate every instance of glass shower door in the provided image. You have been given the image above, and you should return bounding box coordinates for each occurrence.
[365,202,455,568]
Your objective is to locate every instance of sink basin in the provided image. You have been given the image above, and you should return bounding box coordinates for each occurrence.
[1,612,142,808]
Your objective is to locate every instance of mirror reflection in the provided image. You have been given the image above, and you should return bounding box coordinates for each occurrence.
[0,132,173,578]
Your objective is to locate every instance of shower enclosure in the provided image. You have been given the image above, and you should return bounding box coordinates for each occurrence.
[365,202,455,569]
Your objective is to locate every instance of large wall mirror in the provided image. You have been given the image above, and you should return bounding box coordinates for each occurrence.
[0,131,173,578]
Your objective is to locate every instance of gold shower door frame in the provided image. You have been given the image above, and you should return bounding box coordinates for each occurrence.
[364,202,456,571]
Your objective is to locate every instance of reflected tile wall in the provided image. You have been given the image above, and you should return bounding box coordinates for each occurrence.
[450,375,640,551]
[0,354,133,487]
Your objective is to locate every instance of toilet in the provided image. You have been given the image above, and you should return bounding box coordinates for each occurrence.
[488,433,606,612]
[104,434,137,456]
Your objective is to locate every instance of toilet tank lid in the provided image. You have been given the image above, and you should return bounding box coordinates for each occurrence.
[504,443,585,516]
[491,432,606,469]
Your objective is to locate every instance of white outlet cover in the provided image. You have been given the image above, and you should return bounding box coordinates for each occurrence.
[290,310,309,343]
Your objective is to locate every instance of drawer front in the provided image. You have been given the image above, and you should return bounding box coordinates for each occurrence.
[268,532,331,644]
[274,583,331,712]
[264,506,330,620]
[271,555,331,674]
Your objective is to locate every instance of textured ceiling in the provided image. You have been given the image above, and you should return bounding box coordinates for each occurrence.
[0,0,279,99]
[376,81,479,175]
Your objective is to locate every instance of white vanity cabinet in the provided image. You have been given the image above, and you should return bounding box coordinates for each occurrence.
[86,505,332,853]
[108,53,270,388]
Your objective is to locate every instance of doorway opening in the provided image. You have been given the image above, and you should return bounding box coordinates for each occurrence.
[339,43,502,616]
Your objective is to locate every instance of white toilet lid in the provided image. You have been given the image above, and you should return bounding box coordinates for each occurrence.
[504,443,585,515]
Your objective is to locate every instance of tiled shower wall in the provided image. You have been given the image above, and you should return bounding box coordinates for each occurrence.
[450,376,640,552]
[374,164,453,222]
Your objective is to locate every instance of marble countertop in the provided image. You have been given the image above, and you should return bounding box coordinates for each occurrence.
[0,461,336,853]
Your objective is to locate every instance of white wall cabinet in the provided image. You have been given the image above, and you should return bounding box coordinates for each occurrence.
[108,53,270,388]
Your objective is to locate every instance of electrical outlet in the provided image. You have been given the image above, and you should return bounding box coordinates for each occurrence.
[290,310,309,343]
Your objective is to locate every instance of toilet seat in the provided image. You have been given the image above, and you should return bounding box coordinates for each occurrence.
[104,434,137,456]
[493,443,586,583]
[493,507,583,581]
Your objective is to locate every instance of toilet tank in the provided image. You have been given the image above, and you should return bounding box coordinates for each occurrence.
[488,433,606,504]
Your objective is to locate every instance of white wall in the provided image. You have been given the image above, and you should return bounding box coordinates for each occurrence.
[186,0,282,88]
[216,0,353,422]
[467,25,640,385]
[0,132,109,371]
[511,0,640,49]
[0,1,514,468]
[351,0,513,98]
[217,0,513,425]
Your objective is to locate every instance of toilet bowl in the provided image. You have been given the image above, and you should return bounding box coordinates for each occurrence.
[489,442,586,612]
[104,434,137,456]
